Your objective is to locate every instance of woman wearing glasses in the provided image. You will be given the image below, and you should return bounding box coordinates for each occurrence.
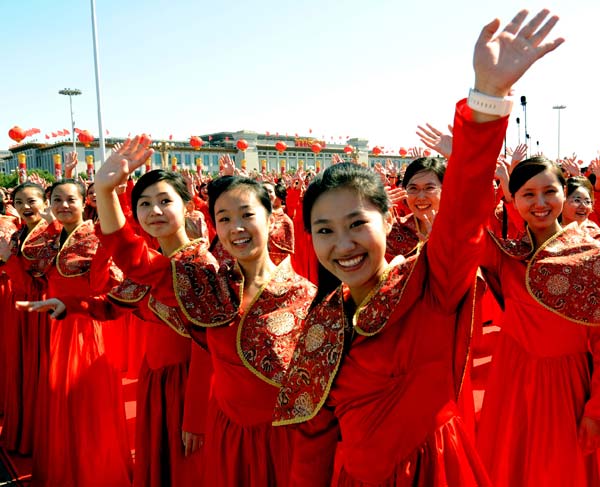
[385,157,444,259]
[561,176,599,235]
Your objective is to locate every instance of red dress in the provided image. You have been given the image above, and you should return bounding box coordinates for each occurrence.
[62,266,210,487]
[477,224,600,486]
[273,100,506,486]
[268,208,294,265]
[0,221,49,455]
[22,220,132,487]
[0,217,17,417]
[100,225,317,486]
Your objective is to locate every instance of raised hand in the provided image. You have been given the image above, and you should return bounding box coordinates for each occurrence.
[27,173,48,188]
[64,151,78,178]
[408,147,425,159]
[386,186,408,207]
[510,143,529,168]
[331,154,344,165]
[219,155,235,176]
[15,298,66,319]
[561,155,581,177]
[96,137,154,193]
[416,124,453,159]
[474,10,564,98]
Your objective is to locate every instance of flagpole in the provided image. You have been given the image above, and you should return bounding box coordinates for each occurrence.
[90,0,106,163]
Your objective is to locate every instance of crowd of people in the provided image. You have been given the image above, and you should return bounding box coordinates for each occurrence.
[1,8,599,487]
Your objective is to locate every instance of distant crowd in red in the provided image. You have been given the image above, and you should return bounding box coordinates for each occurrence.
[1,8,600,487]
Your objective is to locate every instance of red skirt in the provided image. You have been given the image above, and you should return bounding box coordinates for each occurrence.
[203,397,294,486]
[2,279,48,455]
[337,409,490,487]
[134,357,203,487]
[32,316,132,487]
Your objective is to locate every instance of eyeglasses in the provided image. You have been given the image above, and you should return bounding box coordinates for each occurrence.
[406,185,441,196]
[568,197,593,207]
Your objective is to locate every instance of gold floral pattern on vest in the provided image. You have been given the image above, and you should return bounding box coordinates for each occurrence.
[273,255,421,425]
[487,227,533,259]
[386,215,421,259]
[173,239,240,327]
[237,257,316,386]
[273,287,346,425]
[108,278,150,303]
[55,221,99,277]
[268,210,294,264]
[148,294,190,337]
[353,254,420,336]
[21,220,58,276]
[526,223,600,326]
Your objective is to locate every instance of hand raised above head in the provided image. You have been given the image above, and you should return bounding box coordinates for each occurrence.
[474,9,564,98]
[95,136,153,193]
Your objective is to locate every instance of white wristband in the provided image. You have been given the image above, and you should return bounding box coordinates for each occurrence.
[467,89,513,117]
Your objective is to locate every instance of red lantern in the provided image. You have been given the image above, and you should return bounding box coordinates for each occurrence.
[372,146,382,156]
[399,147,408,157]
[236,139,249,151]
[8,126,26,143]
[139,133,152,146]
[343,145,353,154]
[311,142,322,154]
[77,130,94,147]
[275,141,287,153]
[190,136,204,150]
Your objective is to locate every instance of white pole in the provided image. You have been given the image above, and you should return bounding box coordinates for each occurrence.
[90,0,106,163]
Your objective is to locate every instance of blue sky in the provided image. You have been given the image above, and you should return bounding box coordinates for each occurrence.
[3,0,599,161]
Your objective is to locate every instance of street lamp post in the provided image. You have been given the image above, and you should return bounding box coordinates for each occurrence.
[59,88,82,153]
[552,105,566,160]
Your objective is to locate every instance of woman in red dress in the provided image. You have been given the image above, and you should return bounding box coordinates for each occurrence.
[263,181,295,265]
[93,150,316,486]
[17,179,132,487]
[19,170,210,487]
[561,176,600,235]
[273,10,563,486]
[0,182,50,455]
[477,157,600,486]
[0,201,18,419]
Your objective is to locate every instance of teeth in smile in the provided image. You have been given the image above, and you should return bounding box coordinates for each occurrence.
[532,211,550,217]
[233,238,250,245]
[338,256,363,267]
[416,205,430,210]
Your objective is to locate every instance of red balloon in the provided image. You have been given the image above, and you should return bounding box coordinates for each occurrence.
[236,139,249,151]
[399,147,408,157]
[8,126,26,143]
[275,141,287,153]
[372,146,382,156]
[190,136,204,149]
[343,145,353,154]
[77,130,94,146]
[311,142,322,154]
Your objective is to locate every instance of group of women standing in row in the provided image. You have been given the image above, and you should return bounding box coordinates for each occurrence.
[4,7,600,487]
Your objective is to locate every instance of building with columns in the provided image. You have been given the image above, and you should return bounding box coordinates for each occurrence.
[3,131,410,180]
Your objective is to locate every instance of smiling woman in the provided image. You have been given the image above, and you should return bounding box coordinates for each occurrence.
[91,139,317,486]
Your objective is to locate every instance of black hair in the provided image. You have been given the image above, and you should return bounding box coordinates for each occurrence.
[131,170,191,222]
[207,176,272,225]
[49,179,86,201]
[566,176,594,201]
[12,182,45,203]
[303,163,390,306]
[303,162,389,232]
[402,157,446,188]
[509,156,565,195]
